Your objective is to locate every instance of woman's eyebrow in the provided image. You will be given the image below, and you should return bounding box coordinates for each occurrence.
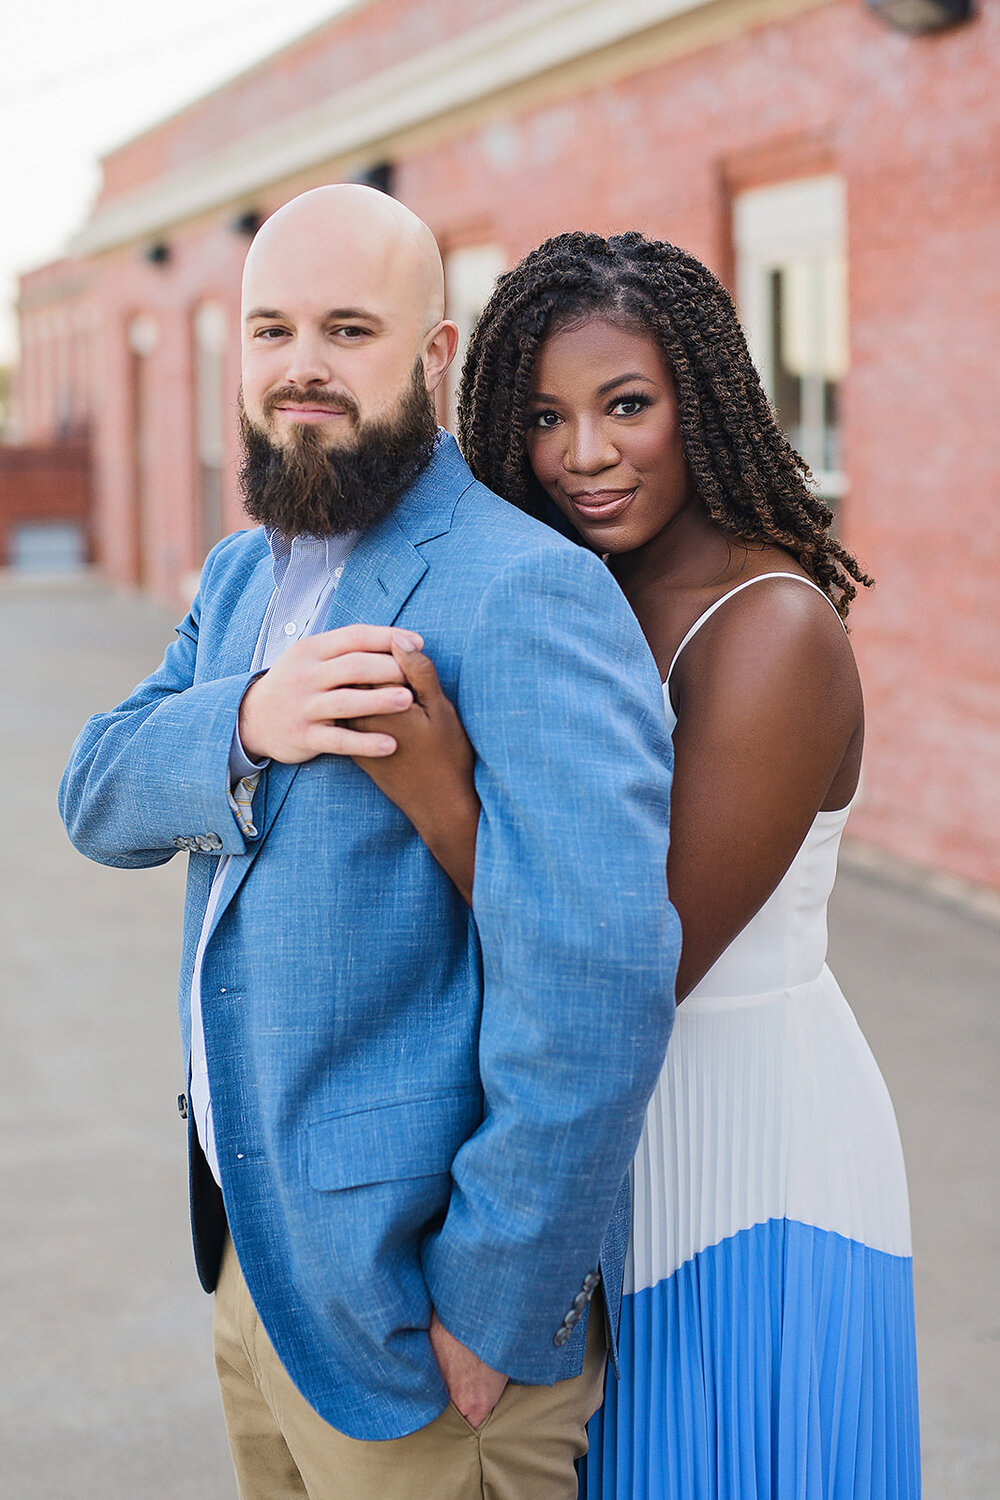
[528,372,656,403]
[596,372,656,395]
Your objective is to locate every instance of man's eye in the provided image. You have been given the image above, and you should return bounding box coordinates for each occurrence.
[335,326,370,340]
[254,327,288,340]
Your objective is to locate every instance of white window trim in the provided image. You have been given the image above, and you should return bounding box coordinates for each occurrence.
[734,175,848,499]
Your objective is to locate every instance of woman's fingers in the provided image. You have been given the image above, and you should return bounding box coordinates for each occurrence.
[390,639,445,703]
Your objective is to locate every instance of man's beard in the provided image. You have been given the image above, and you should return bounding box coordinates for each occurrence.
[238,362,438,537]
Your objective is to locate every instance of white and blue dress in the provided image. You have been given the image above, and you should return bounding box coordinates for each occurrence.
[581,575,921,1500]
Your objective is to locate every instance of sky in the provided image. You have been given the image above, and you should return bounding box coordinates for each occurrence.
[0,0,353,361]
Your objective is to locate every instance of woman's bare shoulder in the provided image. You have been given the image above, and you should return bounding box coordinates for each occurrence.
[670,564,862,738]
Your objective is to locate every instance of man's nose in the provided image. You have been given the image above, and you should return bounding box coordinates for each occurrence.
[282,336,335,388]
[563,421,618,476]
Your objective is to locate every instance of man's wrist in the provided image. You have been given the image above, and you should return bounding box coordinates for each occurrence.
[237,676,269,763]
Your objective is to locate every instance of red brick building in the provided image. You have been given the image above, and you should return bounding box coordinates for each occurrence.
[14,0,1000,892]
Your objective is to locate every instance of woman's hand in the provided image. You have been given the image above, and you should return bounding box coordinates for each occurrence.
[351,638,480,905]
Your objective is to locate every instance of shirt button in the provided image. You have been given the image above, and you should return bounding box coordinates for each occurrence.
[283,622,297,636]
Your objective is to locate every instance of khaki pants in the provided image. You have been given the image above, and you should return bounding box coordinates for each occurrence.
[213,1236,607,1500]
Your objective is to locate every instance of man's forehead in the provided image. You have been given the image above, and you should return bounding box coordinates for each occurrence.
[241,186,444,326]
[242,237,416,320]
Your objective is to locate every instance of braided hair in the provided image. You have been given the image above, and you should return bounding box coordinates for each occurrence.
[458,230,871,616]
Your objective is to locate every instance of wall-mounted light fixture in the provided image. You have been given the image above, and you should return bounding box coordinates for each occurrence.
[355,163,394,196]
[144,241,171,266]
[867,0,973,34]
[231,208,264,238]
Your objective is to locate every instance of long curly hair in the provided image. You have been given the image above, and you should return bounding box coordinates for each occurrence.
[457,230,871,616]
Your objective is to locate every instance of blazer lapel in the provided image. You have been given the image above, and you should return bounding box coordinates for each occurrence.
[208,548,275,680]
[205,514,431,944]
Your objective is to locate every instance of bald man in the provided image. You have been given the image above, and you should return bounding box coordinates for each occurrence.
[60,186,679,1499]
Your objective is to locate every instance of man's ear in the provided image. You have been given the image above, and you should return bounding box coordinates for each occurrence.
[422,320,460,393]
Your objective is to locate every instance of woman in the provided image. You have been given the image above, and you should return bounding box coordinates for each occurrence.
[354,231,920,1498]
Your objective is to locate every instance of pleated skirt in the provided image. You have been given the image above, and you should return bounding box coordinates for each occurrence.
[580,967,920,1500]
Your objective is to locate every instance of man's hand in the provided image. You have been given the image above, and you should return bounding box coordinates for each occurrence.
[429,1311,508,1429]
[238,625,422,763]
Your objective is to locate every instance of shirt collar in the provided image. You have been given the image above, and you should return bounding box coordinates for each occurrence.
[265,527,359,587]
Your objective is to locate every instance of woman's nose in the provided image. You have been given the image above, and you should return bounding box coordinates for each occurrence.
[563,421,618,476]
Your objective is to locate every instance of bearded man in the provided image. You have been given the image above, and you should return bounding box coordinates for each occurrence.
[59,186,679,1500]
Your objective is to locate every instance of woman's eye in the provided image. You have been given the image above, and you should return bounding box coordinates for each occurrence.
[532,411,561,430]
[611,395,650,416]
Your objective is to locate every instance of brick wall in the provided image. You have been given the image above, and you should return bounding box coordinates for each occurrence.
[0,444,92,566]
[16,0,1000,891]
[97,0,526,203]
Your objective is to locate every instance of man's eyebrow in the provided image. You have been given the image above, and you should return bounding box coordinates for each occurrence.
[244,306,386,328]
[323,307,384,325]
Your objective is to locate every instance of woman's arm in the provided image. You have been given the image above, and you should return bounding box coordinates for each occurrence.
[352,640,480,905]
[664,578,864,1000]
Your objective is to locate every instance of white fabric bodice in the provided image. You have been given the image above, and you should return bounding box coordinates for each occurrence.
[662,573,851,1000]
[625,573,913,1291]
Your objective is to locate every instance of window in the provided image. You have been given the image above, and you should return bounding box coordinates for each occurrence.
[193,302,228,557]
[10,522,85,574]
[128,313,159,586]
[444,244,506,431]
[734,176,848,498]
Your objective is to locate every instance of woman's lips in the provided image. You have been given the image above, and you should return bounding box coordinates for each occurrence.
[564,487,637,521]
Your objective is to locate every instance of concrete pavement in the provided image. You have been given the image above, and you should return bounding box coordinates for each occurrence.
[1,577,235,1499]
[1,577,997,1498]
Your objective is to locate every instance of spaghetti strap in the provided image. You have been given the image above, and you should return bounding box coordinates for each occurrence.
[664,572,844,685]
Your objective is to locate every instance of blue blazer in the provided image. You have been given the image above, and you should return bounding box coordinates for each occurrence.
[60,433,679,1440]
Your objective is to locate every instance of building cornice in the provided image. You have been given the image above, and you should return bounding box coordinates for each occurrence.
[72,0,823,256]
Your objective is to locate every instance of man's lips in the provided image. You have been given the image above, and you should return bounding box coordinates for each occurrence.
[563,487,637,521]
[273,404,350,422]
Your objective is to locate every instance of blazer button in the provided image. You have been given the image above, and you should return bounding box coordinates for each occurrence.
[563,1307,581,1328]
[205,833,223,850]
[572,1291,589,1313]
[553,1326,571,1347]
[177,1093,189,1120]
[172,836,186,849]
[582,1271,601,1294]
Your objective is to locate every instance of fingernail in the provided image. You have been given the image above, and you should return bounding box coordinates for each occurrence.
[393,629,421,652]
[378,738,396,754]
[394,690,411,706]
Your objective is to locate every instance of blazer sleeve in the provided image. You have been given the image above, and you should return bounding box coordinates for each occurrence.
[58,548,260,869]
[422,542,680,1382]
